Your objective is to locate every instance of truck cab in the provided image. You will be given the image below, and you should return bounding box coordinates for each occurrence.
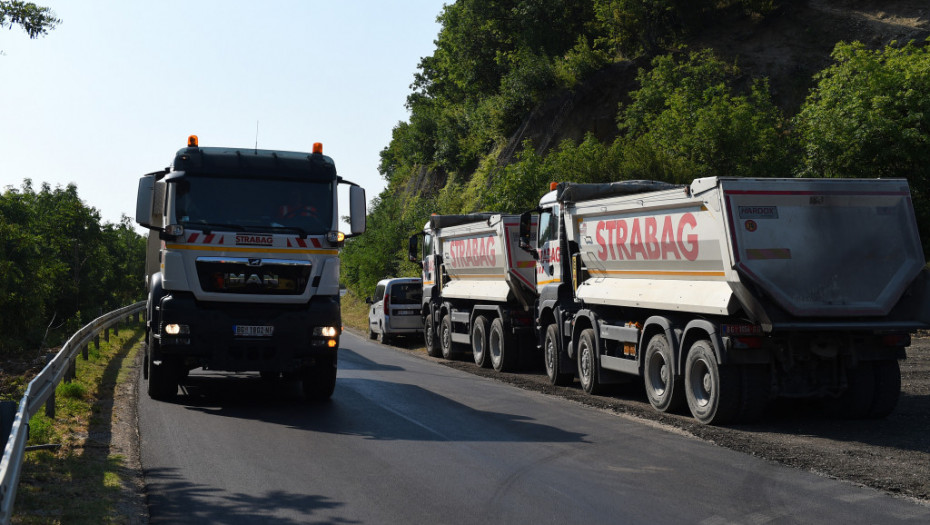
[135,136,366,400]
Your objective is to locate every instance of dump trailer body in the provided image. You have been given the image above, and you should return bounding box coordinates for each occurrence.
[414,214,537,370]
[563,177,926,327]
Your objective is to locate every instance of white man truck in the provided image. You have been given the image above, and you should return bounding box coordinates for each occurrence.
[518,177,929,424]
[409,213,538,371]
[135,136,366,401]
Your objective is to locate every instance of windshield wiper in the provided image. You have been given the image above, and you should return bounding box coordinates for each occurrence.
[267,225,311,239]
[184,222,247,234]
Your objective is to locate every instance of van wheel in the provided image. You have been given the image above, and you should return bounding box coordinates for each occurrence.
[440,314,455,360]
[644,333,684,412]
[377,325,391,345]
[471,316,491,368]
[544,324,572,386]
[425,315,441,357]
[489,318,518,372]
[368,324,377,340]
[684,340,739,425]
[577,329,604,395]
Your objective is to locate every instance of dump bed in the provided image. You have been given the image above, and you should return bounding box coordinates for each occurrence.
[434,214,537,306]
[564,177,925,321]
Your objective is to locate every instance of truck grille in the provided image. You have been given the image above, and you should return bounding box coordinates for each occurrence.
[196,257,312,295]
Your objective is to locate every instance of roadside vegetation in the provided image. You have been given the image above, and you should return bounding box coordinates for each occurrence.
[0,181,147,357]
[342,0,930,297]
[9,321,144,524]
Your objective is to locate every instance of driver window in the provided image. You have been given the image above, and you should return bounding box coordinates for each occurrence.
[538,207,558,245]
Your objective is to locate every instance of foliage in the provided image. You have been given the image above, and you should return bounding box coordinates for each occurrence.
[0,1,60,39]
[0,180,146,354]
[795,39,930,258]
[617,49,794,182]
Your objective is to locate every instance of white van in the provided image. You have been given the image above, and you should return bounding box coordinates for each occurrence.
[367,277,423,344]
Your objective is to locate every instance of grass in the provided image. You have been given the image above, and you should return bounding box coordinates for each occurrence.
[11,319,144,524]
[341,290,370,333]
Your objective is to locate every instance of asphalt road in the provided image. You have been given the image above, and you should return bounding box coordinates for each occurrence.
[138,332,930,524]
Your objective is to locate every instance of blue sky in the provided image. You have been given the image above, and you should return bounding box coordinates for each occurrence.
[1,1,446,227]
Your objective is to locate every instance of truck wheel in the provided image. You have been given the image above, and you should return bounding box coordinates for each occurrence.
[823,362,876,419]
[644,333,684,413]
[544,324,572,386]
[440,314,455,360]
[303,355,337,401]
[424,316,442,357]
[471,316,491,368]
[147,339,178,401]
[684,340,739,425]
[577,329,604,395]
[489,318,518,372]
[738,364,771,422]
[869,359,901,418]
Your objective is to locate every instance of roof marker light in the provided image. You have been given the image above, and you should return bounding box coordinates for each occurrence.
[188,135,199,147]
[550,182,558,191]
[312,142,323,154]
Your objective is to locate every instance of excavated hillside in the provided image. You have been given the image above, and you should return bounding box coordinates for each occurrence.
[497,0,929,166]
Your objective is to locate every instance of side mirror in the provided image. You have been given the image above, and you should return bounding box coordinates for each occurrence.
[408,235,423,267]
[519,210,538,260]
[365,296,373,305]
[349,185,366,236]
[135,175,156,228]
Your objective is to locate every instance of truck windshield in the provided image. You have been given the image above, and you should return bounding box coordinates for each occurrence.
[174,177,334,234]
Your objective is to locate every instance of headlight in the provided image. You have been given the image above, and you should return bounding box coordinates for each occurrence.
[164,323,190,335]
[313,326,339,337]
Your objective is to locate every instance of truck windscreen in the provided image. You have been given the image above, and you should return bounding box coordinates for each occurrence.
[174,177,334,234]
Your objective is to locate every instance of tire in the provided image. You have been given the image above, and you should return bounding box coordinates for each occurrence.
[368,323,377,340]
[643,333,684,413]
[424,314,442,357]
[147,337,178,401]
[471,316,491,368]
[544,324,572,386]
[440,314,455,360]
[738,364,771,422]
[823,362,876,419]
[577,328,605,395]
[869,359,901,418]
[489,318,518,372]
[377,325,391,345]
[684,340,739,425]
[303,355,337,401]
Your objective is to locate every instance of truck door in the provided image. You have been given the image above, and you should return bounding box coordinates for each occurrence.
[537,206,562,288]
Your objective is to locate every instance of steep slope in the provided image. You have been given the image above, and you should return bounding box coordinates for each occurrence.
[500,0,929,165]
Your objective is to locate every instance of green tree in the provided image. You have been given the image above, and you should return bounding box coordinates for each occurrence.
[617,49,793,182]
[795,39,930,258]
[0,1,60,39]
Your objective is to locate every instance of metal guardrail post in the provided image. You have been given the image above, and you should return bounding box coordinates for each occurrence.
[82,344,88,360]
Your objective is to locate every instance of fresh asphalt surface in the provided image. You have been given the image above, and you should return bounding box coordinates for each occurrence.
[138,331,930,524]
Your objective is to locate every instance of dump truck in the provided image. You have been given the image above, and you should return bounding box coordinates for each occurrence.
[518,177,930,424]
[135,135,366,400]
[409,213,538,371]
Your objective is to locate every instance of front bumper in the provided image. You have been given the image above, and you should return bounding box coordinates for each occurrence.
[154,292,340,372]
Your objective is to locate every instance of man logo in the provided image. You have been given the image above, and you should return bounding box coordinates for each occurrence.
[248,258,262,266]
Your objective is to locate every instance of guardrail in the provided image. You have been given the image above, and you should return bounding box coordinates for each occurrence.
[0,301,145,525]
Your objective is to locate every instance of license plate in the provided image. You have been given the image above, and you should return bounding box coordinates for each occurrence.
[234,325,274,337]
[395,310,418,316]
